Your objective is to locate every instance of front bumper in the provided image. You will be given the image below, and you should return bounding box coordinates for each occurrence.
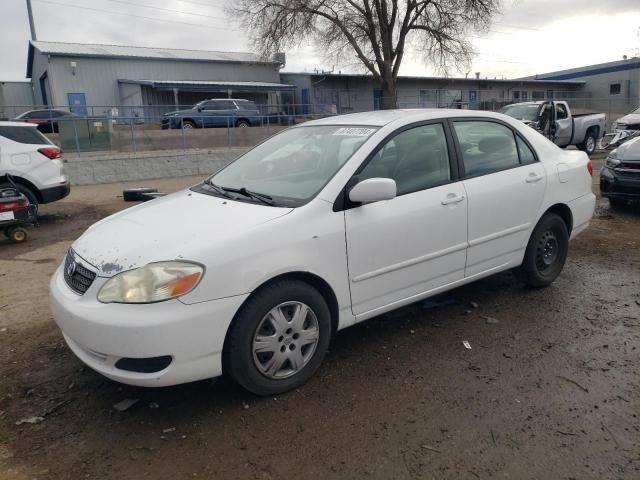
[40,180,71,204]
[600,166,640,199]
[49,264,248,387]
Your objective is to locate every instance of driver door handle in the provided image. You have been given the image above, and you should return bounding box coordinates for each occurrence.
[526,173,544,183]
[441,193,465,205]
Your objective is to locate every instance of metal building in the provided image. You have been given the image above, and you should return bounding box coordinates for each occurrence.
[525,57,640,123]
[0,81,35,119]
[25,41,294,118]
[280,72,585,116]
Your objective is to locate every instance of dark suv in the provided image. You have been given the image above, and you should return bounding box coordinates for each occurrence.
[600,137,640,208]
[161,99,261,129]
[14,109,76,133]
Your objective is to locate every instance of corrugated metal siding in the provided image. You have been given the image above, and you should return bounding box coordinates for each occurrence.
[0,82,35,118]
[31,41,271,64]
[46,55,282,112]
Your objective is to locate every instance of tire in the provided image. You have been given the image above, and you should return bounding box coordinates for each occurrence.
[224,279,332,396]
[8,227,28,243]
[0,182,38,207]
[122,187,158,202]
[579,130,597,155]
[514,213,569,288]
[235,119,251,128]
[609,197,627,209]
[182,120,196,129]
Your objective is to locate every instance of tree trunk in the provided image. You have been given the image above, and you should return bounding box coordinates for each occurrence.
[380,78,397,110]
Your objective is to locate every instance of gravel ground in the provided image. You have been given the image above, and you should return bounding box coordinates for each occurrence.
[0,153,638,480]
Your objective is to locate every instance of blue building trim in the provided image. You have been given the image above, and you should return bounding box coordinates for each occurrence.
[537,61,640,81]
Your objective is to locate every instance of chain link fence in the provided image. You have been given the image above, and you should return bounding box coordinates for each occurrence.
[2,93,637,157]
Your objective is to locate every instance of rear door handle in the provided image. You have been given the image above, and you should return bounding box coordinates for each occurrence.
[526,173,544,183]
[441,193,465,205]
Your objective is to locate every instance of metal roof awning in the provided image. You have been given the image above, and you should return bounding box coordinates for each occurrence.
[119,79,296,92]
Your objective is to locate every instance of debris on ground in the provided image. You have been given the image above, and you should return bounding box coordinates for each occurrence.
[462,340,472,350]
[113,399,140,412]
[162,427,176,434]
[420,444,441,453]
[556,375,589,393]
[469,301,479,309]
[16,416,45,425]
[481,315,500,324]
[148,402,160,409]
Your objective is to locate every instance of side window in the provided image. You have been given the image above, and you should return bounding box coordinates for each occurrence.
[516,136,536,165]
[556,103,568,120]
[453,121,519,177]
[202,101,222,111]
[359,123,451,196]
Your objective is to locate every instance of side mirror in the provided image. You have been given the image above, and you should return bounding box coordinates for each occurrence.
[197,106,204,112]
[349,178,396,204]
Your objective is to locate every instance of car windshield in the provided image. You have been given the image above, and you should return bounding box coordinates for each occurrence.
[500,104,540,122]
[208,125,377,207]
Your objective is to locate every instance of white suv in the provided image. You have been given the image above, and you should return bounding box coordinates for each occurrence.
[0,121,70,205]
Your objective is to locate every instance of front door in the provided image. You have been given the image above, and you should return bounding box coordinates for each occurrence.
[344,122,467,317]
[450,120,547,277]
[67,93,87,116]
[553,102,572,147]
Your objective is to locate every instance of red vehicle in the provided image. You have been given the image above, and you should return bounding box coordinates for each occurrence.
[0,176,37,243]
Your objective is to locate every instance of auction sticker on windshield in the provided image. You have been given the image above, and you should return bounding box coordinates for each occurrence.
[332,127,376,136]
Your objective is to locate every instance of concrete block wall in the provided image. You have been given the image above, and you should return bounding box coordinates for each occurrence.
[64,148,248,185]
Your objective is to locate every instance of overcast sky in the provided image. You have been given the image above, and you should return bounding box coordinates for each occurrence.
[0,0,639,81]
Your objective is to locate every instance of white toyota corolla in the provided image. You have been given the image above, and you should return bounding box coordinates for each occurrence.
[50,109,595,395]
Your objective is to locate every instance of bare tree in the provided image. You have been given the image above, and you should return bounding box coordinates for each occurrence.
[230,0,500,109]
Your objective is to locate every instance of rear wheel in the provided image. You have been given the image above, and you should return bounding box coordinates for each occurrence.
[579,130,597,155]
[225,279,331,396]
[8,227,28,243]
[514,213,569,288]
[182,120,196,129]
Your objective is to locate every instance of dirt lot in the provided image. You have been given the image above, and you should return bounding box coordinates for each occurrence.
[1,154,638,480]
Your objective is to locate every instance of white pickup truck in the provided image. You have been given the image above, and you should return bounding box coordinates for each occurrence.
[500,101,606,155]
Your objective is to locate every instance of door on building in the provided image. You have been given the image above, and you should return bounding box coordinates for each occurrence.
[373,88,383,110]
[67,93,88,116]
[300,89,309,115]
[39,73,49,106]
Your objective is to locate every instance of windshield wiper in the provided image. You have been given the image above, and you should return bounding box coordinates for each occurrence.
[221,186,274,206]
[207,182,234,199]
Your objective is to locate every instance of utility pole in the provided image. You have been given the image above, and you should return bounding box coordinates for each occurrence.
[26,0,37,41]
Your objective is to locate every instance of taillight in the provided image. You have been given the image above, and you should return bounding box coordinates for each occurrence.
[0,199,29,212]
[587,160,593,176]
[38,147,62,159]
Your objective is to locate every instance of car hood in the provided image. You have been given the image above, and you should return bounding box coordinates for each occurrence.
[72,189,293,277]
[616,113,640,126]
[613,136,640,161]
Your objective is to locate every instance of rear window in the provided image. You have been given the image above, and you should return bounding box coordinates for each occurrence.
[0,126,52,145]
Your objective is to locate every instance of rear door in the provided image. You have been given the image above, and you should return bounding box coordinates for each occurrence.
[451,119,546,277]
[344,121,468,317]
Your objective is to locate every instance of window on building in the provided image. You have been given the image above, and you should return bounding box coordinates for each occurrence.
[532,91,545,100]
[610,83,621,95]
[513,91,520,100]
[359,123,451,195]
[521,91,528,101]
[453,121,520,177]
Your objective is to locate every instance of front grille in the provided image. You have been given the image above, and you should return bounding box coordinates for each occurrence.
[615,162,640,177]
[63,250,97,295]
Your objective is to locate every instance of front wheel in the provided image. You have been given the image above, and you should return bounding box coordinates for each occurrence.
[224,279,332,396]
[514,213,569,288]
[235,120,251,128]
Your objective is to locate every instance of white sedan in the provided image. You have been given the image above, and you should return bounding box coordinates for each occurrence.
[50,109,595,395]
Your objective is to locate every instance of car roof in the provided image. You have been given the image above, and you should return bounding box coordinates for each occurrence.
[303,109,520,127]
[0,121,39,127]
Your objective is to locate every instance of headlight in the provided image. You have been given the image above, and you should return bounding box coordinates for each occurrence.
[606,150,621,168]
[97,261,203,304]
